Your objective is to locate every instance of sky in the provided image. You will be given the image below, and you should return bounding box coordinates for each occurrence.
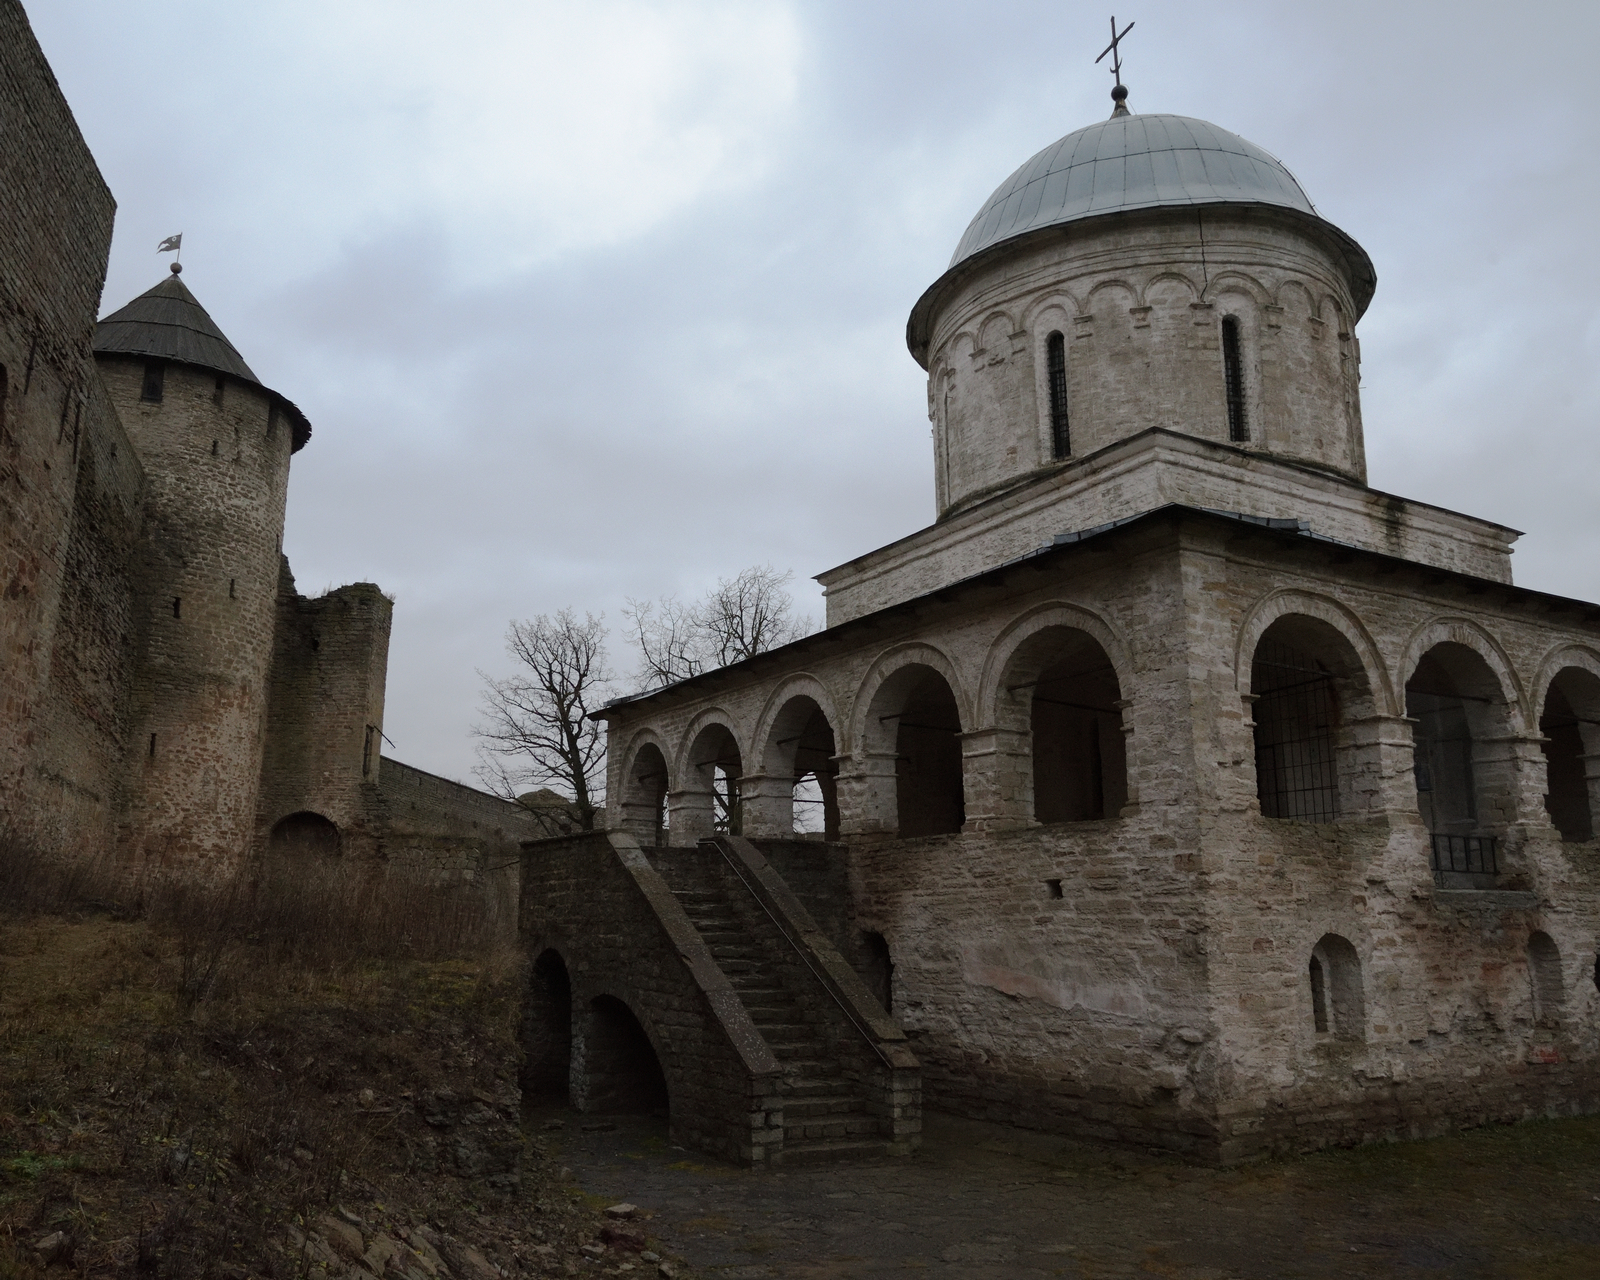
[25,0,1600,787]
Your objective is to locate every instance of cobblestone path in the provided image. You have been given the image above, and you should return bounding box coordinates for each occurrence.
[540,1107,1600,1279]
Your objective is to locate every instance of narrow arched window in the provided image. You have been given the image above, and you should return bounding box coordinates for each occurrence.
[1221,316,1248,441]
[1046,331,1070,458]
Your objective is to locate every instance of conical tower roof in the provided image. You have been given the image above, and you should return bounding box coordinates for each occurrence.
[94,271,312,451]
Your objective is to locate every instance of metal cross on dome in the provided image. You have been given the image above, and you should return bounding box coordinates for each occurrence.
[1096,15,1135,103]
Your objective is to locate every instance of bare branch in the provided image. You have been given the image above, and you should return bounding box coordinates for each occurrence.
[624,565,811,690]
[472,609,613,831]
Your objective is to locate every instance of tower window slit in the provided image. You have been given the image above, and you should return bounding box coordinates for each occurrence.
[211,439,219,456]
[141,360,165,403]
[1222,316,1248,441]
[172,597,181,619]
[1046,331,1070,458]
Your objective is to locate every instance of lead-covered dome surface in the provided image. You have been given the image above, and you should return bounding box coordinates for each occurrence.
[949,113,1317,269]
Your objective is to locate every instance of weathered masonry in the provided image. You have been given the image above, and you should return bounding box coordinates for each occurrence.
[0,2,535,881]
[538,91,1600,1163]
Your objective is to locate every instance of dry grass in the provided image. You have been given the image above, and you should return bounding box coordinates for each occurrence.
[0,840,611,1279]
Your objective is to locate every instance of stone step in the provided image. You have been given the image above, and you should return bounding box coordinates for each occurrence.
[707,945,762,960]
[783,1112,880,1143]
[779,1060,846,1081]
[776,1138,893,1165]
[741,999,799,1016]
[782,1074,851,1097]
[784,1094,866,1120]
[755,1023,815,1042]
[770,1041,832,1061]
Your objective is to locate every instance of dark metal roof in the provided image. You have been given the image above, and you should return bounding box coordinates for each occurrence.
[94,272,312,451]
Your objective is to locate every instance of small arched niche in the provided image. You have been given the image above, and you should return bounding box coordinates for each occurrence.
[864,664,965,837]
[622,742,670,846]
[1249,616,1377,822]
[1406,643,1515,880]
[1528,932,1564,1026]
[268,811,341,859]
[1308,934,1364,1042]
[1540,668,1600,843]
[762,695,840,839]
[574,996,669,1115]
[522,949,573,1100]
[1001,626,1126,824]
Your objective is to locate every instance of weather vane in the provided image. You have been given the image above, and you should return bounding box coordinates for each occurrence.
[1095,16,1135,116]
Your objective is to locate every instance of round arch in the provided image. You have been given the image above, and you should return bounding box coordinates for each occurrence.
[979,602,1134,729]
[268,810,341,858]
[1530,643,1600,725]
[1399,616,1528,733]
[850,642,971,752]
[671,707,746,787]
[1021,289,1086,335]
[1235,589,1393,713]
[752,673,845,763]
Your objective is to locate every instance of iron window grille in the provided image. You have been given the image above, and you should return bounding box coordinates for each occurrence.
[1430,833,1499,878]
[1046,331,1071,458]
[1252,640,1340,822]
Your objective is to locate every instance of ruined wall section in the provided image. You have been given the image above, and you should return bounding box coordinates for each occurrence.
[256,561,391,848]
[0,0,142,855]
[99,357,293,867]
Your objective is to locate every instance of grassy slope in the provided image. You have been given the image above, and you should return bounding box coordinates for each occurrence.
[0,911,657,1278]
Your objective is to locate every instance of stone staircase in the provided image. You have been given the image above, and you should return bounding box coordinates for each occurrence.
[671,880,895,1162]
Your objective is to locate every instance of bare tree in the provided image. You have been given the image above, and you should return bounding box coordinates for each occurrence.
[474,610,612,832]
[624,565,811,688]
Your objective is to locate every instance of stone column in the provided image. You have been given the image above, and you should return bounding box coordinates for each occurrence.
[835,751,899,835]
[614,798,663,845]
[1342,713,1423,819]
[959,727,1033,832]
[1583,751,1600,837]
[668,788,715,844]
[738,773,795,838]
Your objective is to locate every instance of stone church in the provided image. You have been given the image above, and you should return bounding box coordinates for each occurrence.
[0,2,532,880]
[521,84,1600,1163]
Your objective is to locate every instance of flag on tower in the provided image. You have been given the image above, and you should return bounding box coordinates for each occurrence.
[157,234,182,254]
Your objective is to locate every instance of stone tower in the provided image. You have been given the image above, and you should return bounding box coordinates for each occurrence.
[93,269,311,866]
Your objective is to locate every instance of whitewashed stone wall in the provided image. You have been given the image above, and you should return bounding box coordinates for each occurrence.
[919,207,1367,517]
[600,508,1600,1159]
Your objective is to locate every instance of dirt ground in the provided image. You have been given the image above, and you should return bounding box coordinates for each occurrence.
[539,1104,1600,1279]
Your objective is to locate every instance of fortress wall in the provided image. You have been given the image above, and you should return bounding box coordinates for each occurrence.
[373,757,537,886]
[0,0,139,855]
[33,377,144,852]
[256,564,392,847]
